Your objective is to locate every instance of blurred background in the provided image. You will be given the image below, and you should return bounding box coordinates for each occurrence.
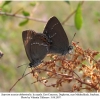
[0,1,100,92]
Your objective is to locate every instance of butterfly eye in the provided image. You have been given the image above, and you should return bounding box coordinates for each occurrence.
[68,46,73,52]
[29,62,34,68]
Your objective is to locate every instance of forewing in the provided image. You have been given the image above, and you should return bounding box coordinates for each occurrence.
[43,16,69,54]
[22,30,35,62]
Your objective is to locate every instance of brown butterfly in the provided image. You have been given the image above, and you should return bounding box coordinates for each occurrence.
[22,16,73,68]
[22,30,50,67]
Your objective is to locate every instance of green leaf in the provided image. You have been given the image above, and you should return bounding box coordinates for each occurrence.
[19,19,29,26]
[74,3,83,30]
[30,2,36,6]
[65,1,70,5]
[22,10,30,16]
[2,5,11,12]
[1,1,11,8]
[95,12,100,17]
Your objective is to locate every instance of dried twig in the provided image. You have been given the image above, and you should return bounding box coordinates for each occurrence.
[9,71,32,92]
[62,1,84,25]
[0,11,47,23]
[9,42,100,92]
[13,8,23,15]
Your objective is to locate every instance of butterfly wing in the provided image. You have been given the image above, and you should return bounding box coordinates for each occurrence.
[30,33,49,66]
[43,16,69,55]
[22,30,49,67]
[22,30,34,63]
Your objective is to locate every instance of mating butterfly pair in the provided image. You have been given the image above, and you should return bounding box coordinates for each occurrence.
[22,16,73,68]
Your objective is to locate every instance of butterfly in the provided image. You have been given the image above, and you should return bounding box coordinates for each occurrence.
[22,16,73,67]
[22,30,50,67]
[43,16,73,55]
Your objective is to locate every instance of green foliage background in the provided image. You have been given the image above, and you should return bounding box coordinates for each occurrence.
[0,1,100,92]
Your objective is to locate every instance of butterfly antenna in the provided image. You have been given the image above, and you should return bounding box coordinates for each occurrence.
[17,63,28,68]
[17,63,29,77]
[22,65,29,77]
[69,33,76,45]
